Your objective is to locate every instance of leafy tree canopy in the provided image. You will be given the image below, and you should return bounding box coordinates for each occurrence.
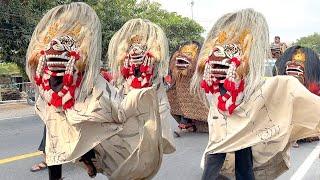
[296,32,320,54]
[0,0,204,73]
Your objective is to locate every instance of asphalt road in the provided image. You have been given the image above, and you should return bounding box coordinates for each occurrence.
[0,112,319,180]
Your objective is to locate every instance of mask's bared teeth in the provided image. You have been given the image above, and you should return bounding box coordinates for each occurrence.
[48,67,66,71]
[61,52,68,57]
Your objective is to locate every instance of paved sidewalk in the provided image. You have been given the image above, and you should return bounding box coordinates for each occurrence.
[0,102,35,120]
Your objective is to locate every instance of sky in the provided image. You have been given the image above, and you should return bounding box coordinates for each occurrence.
[151,0,320,43]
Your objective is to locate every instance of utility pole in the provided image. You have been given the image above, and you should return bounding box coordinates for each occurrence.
[191,0,194,20]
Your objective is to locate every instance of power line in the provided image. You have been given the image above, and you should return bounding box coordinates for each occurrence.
[190,0,194,20]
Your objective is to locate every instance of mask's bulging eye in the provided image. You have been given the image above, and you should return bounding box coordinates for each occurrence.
[65,40,73,47]
[223,44,241,58]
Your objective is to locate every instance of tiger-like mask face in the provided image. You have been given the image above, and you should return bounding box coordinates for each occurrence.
[285,49,305,84]
[200,43,246,115]
[202,44,242,85]
[120,36,156,89]
[170,43,200,78]
[34,35,82,110]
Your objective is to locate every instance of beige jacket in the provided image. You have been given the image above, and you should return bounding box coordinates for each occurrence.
[202,76,320,179]
[36,75,172,179]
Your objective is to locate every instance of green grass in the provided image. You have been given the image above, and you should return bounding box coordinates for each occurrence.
[0,62,21,76]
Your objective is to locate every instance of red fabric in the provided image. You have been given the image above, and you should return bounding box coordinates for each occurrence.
[140,65,148,73]
[228,104,237,115]
[76,74,82,86]
[42,83,51,91]
[101,71,113,82]
[231,57,241,67]
[63,74,73,86]
[121,67,130,78]
[201,80,211,93]
[61,88,68,94]
[308,83,320,96]
[36,72,82,110]
[121,64,153,88]
[217,100,226,111]
[63,99,75,110]
[69,86,76,97]
[131,78,141,88]
[51,92,62,107]
[34,76,42,85]
[164,75,172,84]
[69,51,80,60]
[201,77,244,115]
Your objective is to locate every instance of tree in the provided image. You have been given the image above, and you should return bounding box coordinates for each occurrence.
[87,0,137,60]
[296,33,320,54]
[0,0,32,66]
[88,0,204,60]
[133,1,204,54]
[0,0,204,73]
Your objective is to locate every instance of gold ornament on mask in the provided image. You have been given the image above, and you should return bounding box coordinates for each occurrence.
[237,30,252,79]
[292,49,306,62]
[180,44,199,59]
[44,22,82,44]
[217,31,227,44]
[238,30,251,48]
[128,34,142,45]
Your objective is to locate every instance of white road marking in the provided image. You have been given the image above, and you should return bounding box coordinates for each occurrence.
[0,115,36,121]
[290,141,320,180]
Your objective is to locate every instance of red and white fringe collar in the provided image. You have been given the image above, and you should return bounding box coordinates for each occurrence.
[34,50,81,110]
[120,52,154,89]
[35,68,82,110]
[201,57,245,115]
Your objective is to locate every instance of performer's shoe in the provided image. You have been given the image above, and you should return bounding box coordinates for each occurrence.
[30,161,47,172]
[178,123,195,131]
[292,141,299,148]
[79,158,97,178]
[178,123,188,129]
[174,130,181,137]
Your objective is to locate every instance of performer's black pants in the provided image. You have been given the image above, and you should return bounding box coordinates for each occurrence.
[48,149,96,180]
[48,165,62,180]
[202,147,254,180]
[180,116,192,124]
[38,126,46,153]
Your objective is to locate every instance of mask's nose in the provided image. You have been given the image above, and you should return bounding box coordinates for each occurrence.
[50,40,58,46]
[210,47,225,61]
[133,47,139,53]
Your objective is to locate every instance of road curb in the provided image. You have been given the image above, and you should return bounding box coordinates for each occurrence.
[0,99,27,105]
[0,114,36,121]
